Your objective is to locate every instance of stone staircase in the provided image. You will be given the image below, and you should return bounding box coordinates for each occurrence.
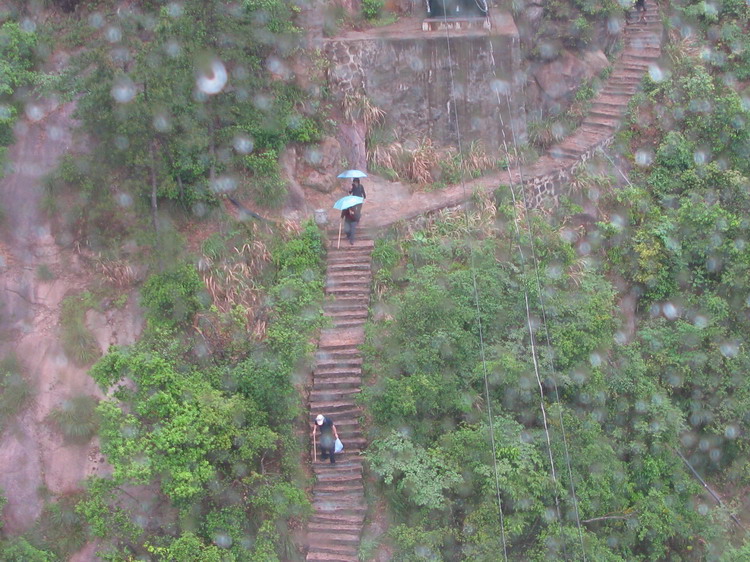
[306,233,373,562]
[521,0,663,207]
[304,4,663,559]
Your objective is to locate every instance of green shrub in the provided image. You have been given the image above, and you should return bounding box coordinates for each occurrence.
[0,355,31,431]
[141,263,203,329]
[362,0,384,20]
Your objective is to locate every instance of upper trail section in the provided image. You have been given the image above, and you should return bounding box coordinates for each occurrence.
[351,1,662,230]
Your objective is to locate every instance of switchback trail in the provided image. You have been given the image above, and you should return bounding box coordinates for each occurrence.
[306,5,662,560]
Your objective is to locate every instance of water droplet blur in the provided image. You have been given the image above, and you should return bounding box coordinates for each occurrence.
[648,64,664,82]
[635,149,653,166]
[88,12,104,28]
[25,104,44,122]
[153,113,170,132]
[105,26,122,43]
[491,80,510,95]
[167,2,184,18]
[663,302,678,320]
[213,533,232,548]
[114,135,129,150]
[719,341,739,358]
[111,77,137,103]
[196,60,228,95]
[20,19,35,33]
[211,176,237,193]
[117,193,133,207]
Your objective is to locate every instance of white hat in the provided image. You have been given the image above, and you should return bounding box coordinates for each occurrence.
[316,414,324,425]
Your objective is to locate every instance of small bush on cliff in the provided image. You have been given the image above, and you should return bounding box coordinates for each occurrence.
[362,0,384,20]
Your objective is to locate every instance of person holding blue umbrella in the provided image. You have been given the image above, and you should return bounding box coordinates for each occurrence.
[335,170,368,247]
[333,195,364,246]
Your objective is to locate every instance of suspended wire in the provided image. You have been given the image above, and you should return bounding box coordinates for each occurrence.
[485,37,588,559]
[438,3,508,559]
[502,87,587,556]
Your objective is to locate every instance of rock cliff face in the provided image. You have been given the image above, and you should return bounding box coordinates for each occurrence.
[324,14,526,159]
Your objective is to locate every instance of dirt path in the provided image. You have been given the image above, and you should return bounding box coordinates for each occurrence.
[314,2,662,232]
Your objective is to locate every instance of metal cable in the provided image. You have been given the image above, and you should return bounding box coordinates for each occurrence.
[438,3,508,558]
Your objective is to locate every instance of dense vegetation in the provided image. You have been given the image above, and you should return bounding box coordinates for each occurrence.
[3,0,750,560]
[358,2,750,560]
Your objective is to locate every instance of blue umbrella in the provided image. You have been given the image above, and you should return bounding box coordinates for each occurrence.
[333,195,364,210]
[337,169,368,179]
[333,196,364,248]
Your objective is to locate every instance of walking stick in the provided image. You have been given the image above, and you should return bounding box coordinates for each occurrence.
[337,217,343,249]
[313,435,317,463]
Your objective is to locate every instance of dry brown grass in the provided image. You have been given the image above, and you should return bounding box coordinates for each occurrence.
[343,92,386,128]
[369,138,439,184]
[93,256,138,288]
[198,228,272,341]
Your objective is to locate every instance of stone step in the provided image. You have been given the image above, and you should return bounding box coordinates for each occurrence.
[312,501,367,516]
[307,546,359,560]
[315,356,363,368]
[329,317,367,328]
[325,280,372,292]
[313,376,363,389]
[313,466,363,482]
[316,346,361,358]
[309,399,362,413]
[310,387,362,400]
[327,264,372,274]
[310,512,366,526]
[308,521,362,534]
[313,365,363,377]
[308,533,361,547]
[323,296,370,309]
[325,286,371,296]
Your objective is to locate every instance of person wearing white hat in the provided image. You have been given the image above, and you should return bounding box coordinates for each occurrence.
[312,414,339,464]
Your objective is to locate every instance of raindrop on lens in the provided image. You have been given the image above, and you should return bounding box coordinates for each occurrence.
[213,533,232,548]
[662,302,678,319]
[693,150,708,165]
[491,80,510,95]
[698,504,709,515]
[88,12,104,28]
[254,94,272,111]
[694,315,707,328]
[196,60,228,95]
[21,19,36,33]
[25,104,44,122]
[710,449,721,462]
[117,193,133,207]
[725,425,739,439]
[167,2,184,17]
[648,65,664,82]
[111,77,137,103]
[114,135,129,150]
[106,26,122,43]
[719,342,739,358]
[232,136,254,155]
[153,113,170,132]
[635,149,653,166]
[165,40,181,58]
[211,176,237,193]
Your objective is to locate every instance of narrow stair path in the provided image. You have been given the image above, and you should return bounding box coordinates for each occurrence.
[364,0,663,227]
[306,233,373,562]
[305,4,663,558]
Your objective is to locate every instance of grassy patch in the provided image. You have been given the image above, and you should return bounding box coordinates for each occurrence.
[60,292,100,366]
[0,355,32,431]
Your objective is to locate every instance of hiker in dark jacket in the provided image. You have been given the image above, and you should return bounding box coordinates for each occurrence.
[313,414,339,464]
[349,177,366,200]
[341,206,360,245]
